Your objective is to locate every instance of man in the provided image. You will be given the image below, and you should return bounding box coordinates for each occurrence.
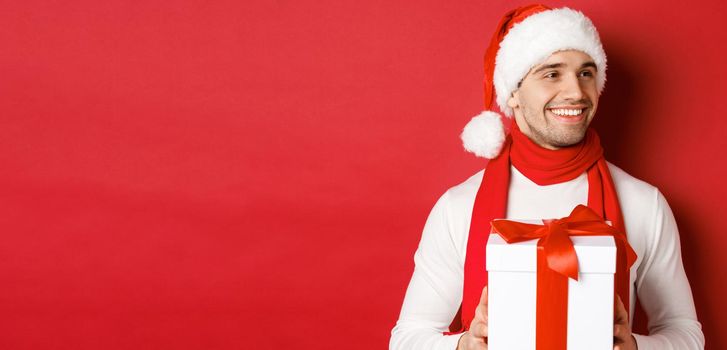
[390,5,704,350]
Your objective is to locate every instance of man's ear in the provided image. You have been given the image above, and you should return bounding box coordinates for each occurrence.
[507,91,519,109]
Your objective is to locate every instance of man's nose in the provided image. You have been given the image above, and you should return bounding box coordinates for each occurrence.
[561,74,585,101]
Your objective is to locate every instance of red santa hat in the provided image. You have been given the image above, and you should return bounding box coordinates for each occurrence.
[461,5,608,158]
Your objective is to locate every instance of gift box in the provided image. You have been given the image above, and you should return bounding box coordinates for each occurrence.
[486,222,616,350]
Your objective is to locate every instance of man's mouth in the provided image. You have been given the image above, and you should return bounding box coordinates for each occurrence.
[546,106,587,124]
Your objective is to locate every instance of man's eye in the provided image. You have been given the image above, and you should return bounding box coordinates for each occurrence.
[580,70,594,77]
[544,72,558,78]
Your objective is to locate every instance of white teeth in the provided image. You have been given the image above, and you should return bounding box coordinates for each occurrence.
[550,108,583,116]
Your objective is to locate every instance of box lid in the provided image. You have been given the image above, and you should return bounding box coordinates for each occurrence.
[485,220,617,274]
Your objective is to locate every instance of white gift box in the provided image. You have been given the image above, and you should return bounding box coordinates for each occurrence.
[486,228,616,350]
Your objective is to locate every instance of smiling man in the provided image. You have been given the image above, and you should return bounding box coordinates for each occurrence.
[390,5,704,350]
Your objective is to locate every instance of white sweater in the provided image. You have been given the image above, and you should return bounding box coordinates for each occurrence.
[390,163,704,350]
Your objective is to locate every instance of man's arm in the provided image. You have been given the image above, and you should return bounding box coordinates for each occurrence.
[631,190,705,349]
[390,191,467,350]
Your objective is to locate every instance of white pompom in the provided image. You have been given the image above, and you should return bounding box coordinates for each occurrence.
[460,110,506,159]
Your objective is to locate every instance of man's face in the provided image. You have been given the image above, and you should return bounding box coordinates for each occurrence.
[507,50,599,149]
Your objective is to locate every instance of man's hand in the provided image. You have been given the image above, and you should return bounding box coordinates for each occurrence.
[457,286,489,350]
[613,295,638,350]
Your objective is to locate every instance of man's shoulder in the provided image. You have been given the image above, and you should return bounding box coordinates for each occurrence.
[606,161,661,206]
[447,169,484,196]
[436,169,484,212]
[607,161,657,191]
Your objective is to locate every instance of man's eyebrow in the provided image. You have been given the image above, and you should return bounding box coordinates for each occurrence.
[531,63,564,75]
[580,61,598,71]
[530,61,598,75]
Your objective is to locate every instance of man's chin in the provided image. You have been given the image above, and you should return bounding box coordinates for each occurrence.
[548,131,588,148]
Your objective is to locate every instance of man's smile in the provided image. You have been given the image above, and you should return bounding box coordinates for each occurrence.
[546,105,588,124]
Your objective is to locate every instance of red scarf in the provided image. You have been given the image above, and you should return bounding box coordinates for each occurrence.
[447,124,633,333]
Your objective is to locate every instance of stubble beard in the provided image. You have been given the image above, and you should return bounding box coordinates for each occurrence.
[521,106,592,149]
[531,118,588,148]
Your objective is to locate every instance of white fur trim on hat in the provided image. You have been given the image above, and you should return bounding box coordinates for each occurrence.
[494,7,607,117]
[461,110,505,159]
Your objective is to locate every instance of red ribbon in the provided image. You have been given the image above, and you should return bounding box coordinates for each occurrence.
[491,205,637,349]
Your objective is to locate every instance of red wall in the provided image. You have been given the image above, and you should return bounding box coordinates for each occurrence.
[1,0,725,348]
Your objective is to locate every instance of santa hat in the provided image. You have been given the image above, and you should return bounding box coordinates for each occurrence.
[461,5,608,158]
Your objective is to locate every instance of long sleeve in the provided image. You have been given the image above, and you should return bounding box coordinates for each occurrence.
[632,190,705,349]
[390,191,466,350]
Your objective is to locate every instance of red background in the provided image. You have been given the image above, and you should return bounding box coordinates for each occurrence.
[1,0,725,348]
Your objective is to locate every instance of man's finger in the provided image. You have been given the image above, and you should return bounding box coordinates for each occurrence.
[475,303,487,322]
[476,286,489,322]
[614,324,624,340]
[614,295,628,325]
[479,286,488,306]
[470,318,489,339]
[469,286,490,340]
[613,325,620,343]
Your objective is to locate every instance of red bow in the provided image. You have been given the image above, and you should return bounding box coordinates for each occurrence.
[490,204,637,349]
[492,204,637,279]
